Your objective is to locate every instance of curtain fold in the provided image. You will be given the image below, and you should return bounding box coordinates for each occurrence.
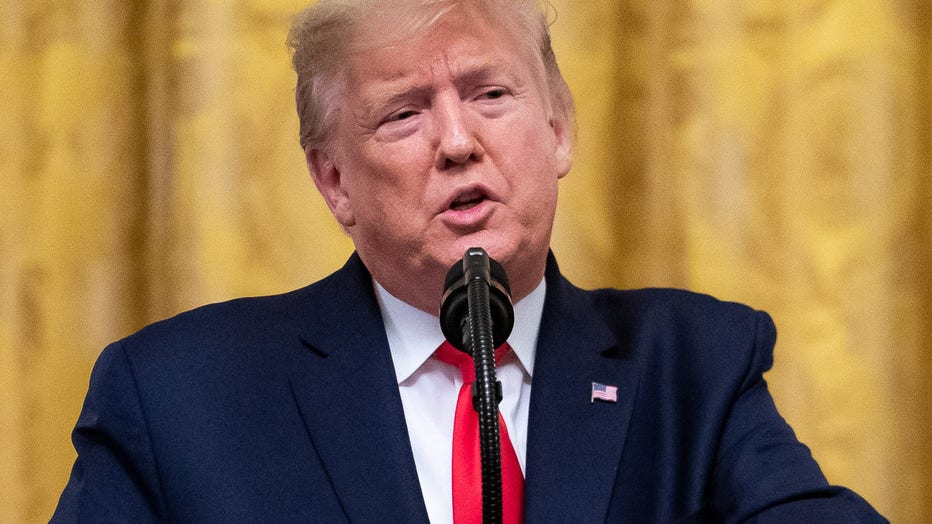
[1,1,928,521]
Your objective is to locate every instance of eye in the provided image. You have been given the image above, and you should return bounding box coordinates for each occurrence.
[478,88,507,101]
[374,106,422,140]
[394,109,419,121]
[385,109,419,123]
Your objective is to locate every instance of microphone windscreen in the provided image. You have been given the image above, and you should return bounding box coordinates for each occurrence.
[440,248,515,352]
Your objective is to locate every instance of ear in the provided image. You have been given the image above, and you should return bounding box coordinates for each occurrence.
[305,146,356,228]
[550,115,573,179]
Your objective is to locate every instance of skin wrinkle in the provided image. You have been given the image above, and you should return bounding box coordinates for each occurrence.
[289,0,560,149]
[351,48,531,133]
[289,0,573,154]
[306,6,571,315]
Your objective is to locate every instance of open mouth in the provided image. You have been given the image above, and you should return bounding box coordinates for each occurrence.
[449,189,486,211]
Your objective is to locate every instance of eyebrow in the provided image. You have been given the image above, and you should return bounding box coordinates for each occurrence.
[451,60,524,91]
[361,84,433,123]
[358,60,525,122]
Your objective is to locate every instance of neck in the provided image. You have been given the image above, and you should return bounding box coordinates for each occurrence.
[367,253,548,317]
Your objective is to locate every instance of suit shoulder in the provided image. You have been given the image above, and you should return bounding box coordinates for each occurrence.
[124,255,370,351]
[588,286,745,311]
[584,286,776,371]
[130,285,314,346]
[588,287,770,332]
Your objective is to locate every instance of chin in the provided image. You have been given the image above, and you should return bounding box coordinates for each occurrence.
[436,228,540,270]
[447,236,510,262]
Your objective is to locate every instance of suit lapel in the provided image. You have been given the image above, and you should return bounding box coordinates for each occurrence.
[283,253,638,522]
[286,254,430,523]
[524,256,641,523]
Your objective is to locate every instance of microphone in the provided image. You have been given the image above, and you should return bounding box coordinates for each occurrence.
[438,247,515,524]
[439,248,515,352]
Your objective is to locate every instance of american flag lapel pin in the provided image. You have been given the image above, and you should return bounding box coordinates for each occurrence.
[591,382,618,403]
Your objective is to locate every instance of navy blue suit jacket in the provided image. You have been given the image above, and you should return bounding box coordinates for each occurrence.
[54,253,885,522]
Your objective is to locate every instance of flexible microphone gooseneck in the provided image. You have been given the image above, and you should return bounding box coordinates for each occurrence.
[439,248,515,524]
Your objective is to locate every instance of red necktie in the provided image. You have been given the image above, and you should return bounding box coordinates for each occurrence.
[435,341,524,524]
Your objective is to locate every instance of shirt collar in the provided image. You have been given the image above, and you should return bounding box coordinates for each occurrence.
[375,278,546,384]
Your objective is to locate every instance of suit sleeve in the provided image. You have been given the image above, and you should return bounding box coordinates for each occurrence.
[52,341,167,523]
[708,310,887,523]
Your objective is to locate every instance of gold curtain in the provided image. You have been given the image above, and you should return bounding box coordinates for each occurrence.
[1,1,928,521]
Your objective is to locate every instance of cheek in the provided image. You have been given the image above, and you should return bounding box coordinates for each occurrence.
[507,129,561,197]
[509,145,561,227]
[512,113,559,169]
[352,170,434,231]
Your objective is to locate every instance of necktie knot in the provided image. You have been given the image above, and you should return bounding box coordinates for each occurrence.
[435,341,510,383]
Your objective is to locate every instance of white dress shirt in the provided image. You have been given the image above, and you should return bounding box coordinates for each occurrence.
[374,279,545,524]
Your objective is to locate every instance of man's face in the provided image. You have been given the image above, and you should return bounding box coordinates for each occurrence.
[307,7,572,314]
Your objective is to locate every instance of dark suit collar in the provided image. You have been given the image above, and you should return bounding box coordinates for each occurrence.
[524,253,641,522]
[286,252,639,522]
[292,253,385,358]
[287,253,430,523]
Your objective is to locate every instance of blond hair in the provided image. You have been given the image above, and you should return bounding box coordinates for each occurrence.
[287,0,575,150]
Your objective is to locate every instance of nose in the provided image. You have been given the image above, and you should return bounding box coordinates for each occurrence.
[433,97,484,170]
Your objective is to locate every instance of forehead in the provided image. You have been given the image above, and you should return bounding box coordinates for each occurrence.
[348,5,537,77]
[349,2,518,48]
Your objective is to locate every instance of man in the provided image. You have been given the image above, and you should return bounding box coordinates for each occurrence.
[54,0,885,522]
